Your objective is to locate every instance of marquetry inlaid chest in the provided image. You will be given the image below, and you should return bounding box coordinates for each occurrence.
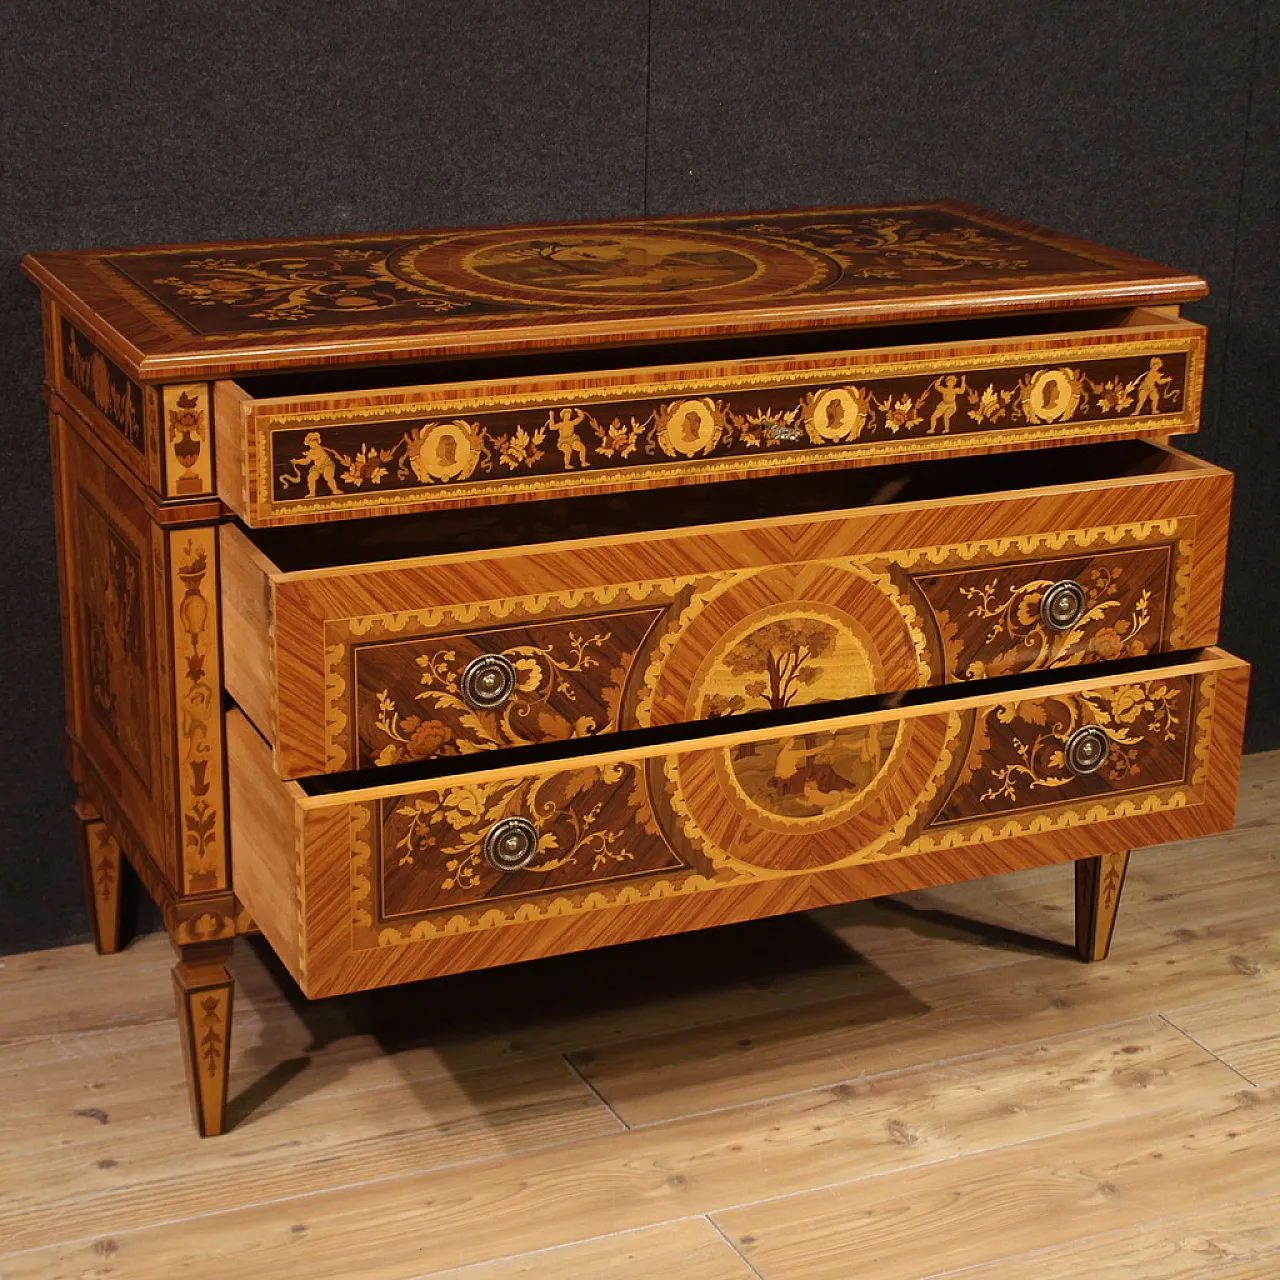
[23,201,1248,1135]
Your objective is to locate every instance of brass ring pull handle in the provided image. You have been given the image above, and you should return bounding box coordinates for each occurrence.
[483,817,540,872]
[460,653,518,710]
[1040,580,1088,632]
[1065,725,1111,776]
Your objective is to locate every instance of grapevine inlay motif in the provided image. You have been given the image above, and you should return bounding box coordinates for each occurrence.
[149,250,466,323]
[743,216,1035,279]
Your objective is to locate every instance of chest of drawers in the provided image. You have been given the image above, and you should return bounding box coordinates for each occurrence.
[23,201,1248,1135]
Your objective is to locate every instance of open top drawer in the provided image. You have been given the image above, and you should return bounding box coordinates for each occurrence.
[221,439,1232,779]
[214,307,1206,527]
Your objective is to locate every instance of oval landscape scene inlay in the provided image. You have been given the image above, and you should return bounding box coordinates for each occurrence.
[389,227,830,308]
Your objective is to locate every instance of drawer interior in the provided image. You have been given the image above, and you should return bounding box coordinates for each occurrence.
[228,305,1173,401]
[243,437,1214,573]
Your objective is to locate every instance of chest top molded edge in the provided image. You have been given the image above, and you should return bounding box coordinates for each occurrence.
[21,201,1207,382]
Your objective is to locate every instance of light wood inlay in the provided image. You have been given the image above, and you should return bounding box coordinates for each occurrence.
[1075,849,1132,961]
[161,383,214,498]
[171,941,234,1138]
[167,525,227,895]
[75,811,123,956]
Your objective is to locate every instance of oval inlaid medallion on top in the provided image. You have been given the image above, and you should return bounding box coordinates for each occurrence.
[388,227,832,308]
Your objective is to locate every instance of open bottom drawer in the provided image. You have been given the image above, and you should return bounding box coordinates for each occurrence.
[229,648,1249,997]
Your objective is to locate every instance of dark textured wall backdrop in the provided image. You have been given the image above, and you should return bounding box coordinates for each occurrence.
[2,1,1275,956]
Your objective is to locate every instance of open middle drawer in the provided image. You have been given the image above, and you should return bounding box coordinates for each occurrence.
[221,439,1231,780]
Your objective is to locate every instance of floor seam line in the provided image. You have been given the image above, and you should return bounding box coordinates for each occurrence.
[562,1052,631,1130]
[618,1010,1184,1130]
[695,1099,1195,1223]
[1158,1011,1258,1086]
[902,1184,1280,1279]
[706,1212,769,1279]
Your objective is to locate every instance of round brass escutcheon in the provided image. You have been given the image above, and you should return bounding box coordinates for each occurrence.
[460,653,517,710]
[1065,725,1112,776]
[483,817,540,872]
[1040,580,1088,632]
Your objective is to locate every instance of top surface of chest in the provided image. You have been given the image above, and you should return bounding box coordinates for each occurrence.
[22,201,1204,381]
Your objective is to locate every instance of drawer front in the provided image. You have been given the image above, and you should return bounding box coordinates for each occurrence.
[909,541,1175,681]
[216,312,1205,527]
[223,451,1230,779]
[358,607,669,767]
[356,538,1173,772]
[228,651,1248,996]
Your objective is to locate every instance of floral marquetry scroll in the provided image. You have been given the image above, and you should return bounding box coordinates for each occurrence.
[910,543,1177,680]
[934,674,1196,826]
[299,523,1194,781]
[375,761,686,918]
[261,346,1195,518]
[97,205,1183,343]
[342,608,667,771]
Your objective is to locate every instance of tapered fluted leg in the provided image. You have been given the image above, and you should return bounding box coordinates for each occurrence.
[173,939,235,1136]
[1075,850,1132,962]
[76,803,123,955]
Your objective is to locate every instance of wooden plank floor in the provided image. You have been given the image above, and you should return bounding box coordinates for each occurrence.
[1,751,1278,1280]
